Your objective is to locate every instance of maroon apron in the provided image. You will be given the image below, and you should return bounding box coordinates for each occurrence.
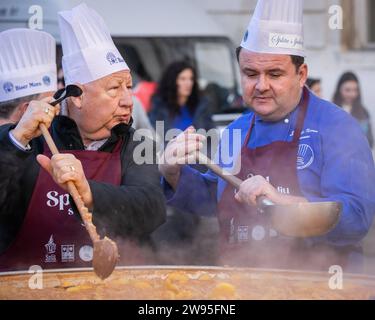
[0,137,144,272]
[218,88,349,271]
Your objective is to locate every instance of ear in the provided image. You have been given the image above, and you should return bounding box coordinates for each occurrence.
[19,101,29,115]
[298,64,308,88]
[69,83,84,109]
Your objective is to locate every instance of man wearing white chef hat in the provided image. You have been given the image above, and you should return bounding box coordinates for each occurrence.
[59,3,129,86]
[0,28,57,125]
[241,0,305,57]
[159,0,375,272]
[0,3,165,271]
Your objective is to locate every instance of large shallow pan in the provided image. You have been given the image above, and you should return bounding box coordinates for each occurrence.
[1,266,374,300]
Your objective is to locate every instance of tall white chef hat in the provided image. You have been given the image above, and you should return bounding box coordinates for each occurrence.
[0,28,57,103]
[241,0,305,57]
[58,3,129,85]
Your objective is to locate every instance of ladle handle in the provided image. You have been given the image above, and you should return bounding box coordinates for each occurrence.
[49,85,76,107]
[198,152,243,189]
[197,153,276,209]
[39,123,99,243]
[50,98,62,107]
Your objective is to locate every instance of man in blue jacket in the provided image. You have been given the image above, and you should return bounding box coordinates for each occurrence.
[159,0,375,272]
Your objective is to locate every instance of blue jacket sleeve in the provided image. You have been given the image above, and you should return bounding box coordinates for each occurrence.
[163,165,218,216]
[161,113,251,217]
[304,113,375,246]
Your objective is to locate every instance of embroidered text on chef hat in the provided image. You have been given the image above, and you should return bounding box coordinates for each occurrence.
[241,0,305,57]
[0,28,57,102]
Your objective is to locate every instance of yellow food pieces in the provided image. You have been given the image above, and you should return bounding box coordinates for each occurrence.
[60,281,75,288]
[198,273,212,281]
[167,272,189,283]
[133,281,153,290]
[163,271,190,295]
[175,290,193,300]
[162,290,176,300]
[165,279,179,294]
[209,282,237,299]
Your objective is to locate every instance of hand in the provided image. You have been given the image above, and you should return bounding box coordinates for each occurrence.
[234,175,280,206]
[158,126,206,189]
[11,97,59,147]
[37,153,93,210]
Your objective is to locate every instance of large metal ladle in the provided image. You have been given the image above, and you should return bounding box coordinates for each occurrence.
[197,153,342,238]
[39,85,119,279]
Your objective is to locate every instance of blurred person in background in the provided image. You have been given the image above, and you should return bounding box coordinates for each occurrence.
[123,45,157,113]
[149,61,218,265]
[132,95,159,142]
[0,29,57,126]
[333,71,373,149]
[306,78,322,98]
[133,81,157,113]
[149,61,215,135]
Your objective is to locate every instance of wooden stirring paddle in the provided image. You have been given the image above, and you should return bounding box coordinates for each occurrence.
[39,85,119,279]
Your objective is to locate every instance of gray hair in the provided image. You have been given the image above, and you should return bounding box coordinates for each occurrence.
[0,94,39,119]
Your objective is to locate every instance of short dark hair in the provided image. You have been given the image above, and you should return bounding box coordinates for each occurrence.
[0,94,38,119]
[235,46,305,73]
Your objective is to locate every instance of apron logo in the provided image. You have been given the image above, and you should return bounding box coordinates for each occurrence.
[46,191,74,215]
[44,235,57,263]
[251,225,266,241]
[61,245,75,263]
[234,225,278,242]
[237,226,249,242]
[277,186,290,195]
[297,144,314,170]
[79,245,93,262]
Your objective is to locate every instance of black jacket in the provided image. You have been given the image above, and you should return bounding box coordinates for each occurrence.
[0,116,166,255]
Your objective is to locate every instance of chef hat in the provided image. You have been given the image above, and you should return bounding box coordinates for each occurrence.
[241,0,305,57]
[0,28,57,103]
[58,3,129,85]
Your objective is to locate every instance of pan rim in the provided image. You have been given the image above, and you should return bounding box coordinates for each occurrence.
[1,265,375,283]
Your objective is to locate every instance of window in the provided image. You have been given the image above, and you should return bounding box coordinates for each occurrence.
[368,0,375,44]
[346,0,375,49]
[194,42,234,90]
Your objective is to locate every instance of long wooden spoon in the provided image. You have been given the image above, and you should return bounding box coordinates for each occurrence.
[39,85,119,279]
[197,153,341,237]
